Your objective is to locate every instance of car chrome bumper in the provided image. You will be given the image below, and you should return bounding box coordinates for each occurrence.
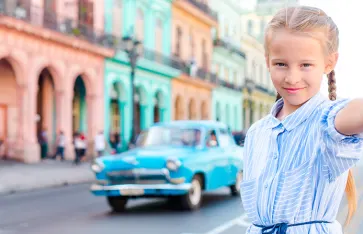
[90,183,192,197]
[90,183,192,191]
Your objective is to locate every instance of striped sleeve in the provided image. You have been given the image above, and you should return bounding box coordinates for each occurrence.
[320,99,363,182]
[242,131,254,181]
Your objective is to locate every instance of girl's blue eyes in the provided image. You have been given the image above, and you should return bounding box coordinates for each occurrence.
[274,63,312,67]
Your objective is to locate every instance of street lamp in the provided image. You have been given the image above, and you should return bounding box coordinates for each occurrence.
[122,35,142,147]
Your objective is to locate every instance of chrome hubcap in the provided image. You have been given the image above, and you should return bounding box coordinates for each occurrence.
[189,179,201,206]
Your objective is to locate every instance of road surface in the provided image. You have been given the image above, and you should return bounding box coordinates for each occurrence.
[0,160,362,234]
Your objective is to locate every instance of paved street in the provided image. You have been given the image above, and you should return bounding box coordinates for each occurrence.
[0,160,362,234]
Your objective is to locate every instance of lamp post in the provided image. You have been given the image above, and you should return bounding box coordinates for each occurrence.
[122,35,142,146]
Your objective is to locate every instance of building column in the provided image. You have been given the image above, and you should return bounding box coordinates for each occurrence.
[86,94,98,158]
[16,83,40,163]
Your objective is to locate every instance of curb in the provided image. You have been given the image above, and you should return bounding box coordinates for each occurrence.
[0,177,94,196]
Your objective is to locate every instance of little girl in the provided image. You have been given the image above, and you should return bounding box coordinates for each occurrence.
[241,6,363,234]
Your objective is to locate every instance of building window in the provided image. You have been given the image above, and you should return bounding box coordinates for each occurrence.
[215,63,220,77]
[247,20,253,35]
[224,22,229,37]
[234,71,238,85]
[155,18,163,53]
[175,26,182,57]
[202,39,208,70]
[225,67,229,82]
[78,0,94,27]
[189,28,195,58]
[112,0,123,36]
[252,60,256,80]
[260,65,263,84]
[136,8,144,42]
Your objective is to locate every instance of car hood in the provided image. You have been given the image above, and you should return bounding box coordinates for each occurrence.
[98,145,197,170]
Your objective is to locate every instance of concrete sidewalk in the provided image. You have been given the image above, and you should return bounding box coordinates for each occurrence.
[0,159,94,195]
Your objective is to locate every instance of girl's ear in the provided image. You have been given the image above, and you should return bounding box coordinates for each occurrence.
[325,52,339,74]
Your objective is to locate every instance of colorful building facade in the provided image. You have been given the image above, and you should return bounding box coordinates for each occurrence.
[240,2,277,129]
[0,0,113,163]
[171,0,218,121]
[104,0,180,149]
[209,0,245,131]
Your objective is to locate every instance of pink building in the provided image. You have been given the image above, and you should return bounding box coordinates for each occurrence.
[0,0,113,163]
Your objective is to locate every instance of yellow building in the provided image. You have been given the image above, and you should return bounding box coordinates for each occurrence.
[240,1,299,129]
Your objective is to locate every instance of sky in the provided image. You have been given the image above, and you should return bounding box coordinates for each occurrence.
[241,0,361,98]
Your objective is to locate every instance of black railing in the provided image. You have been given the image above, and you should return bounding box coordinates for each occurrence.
[142,48,183,70]
[187,0,218,21]
[214,39,246,59]
[179,61,218,83]
[218,79,243,91]
[255,84,269,93]
[0,0,115,49]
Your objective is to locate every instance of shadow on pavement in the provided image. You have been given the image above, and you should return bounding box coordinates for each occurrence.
[103,192,238,217]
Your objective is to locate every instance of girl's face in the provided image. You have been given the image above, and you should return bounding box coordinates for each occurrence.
[266,29,338,109]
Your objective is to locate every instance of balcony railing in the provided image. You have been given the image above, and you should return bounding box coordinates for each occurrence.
[187,0,218,21]
[0,0,115,49]
[179,61,218,83]
[218,79,243,91]
[142,48,183,70]
[214,39,246,59]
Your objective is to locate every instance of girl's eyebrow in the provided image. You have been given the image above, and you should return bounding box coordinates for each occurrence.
[271,58,317,63]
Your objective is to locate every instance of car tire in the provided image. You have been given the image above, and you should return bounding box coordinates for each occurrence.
[180,175,203,211]
[230,171,243,196]
[107,196,128,212]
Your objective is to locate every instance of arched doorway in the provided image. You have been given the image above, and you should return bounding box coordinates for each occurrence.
[201,101,207,120]
[0,59,17,159]
[154,90,165,123]
[37,68,56,160]
[174,95,183,120]
[188,98,196,120]
[133,86,147,136]
[72,76,87,135]
[109,82,122,145]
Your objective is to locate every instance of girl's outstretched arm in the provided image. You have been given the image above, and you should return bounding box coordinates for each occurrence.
[335,98,363,136]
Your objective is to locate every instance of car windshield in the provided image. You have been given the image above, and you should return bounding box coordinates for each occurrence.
[136,126,202,147]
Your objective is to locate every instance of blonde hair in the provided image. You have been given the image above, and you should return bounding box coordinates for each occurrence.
[265,6,357,226]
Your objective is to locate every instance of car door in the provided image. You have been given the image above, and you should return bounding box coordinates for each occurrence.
[204,128,225,189]
[216,128,237,185]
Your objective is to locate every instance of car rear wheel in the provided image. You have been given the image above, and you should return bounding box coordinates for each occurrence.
[180,175,203,210]
[230,171,243,196]
[107,196,128,212]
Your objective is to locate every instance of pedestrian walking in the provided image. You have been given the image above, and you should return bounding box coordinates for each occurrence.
[241,6,363,234]
[73,132,83,165]
[94,130,105,157]
[39,127,48,160]
[52,130,65,161]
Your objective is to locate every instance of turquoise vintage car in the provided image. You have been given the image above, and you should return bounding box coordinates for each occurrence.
[90,120,244,212]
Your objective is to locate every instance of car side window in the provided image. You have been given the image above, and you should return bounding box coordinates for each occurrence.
[218,128,236,147]
[205,129,219,148]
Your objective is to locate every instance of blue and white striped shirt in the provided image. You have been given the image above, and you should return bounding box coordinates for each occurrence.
[240,92,363,234]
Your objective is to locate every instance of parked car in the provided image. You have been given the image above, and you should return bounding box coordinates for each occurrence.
[90,120,244,212]
[232,131,246,146]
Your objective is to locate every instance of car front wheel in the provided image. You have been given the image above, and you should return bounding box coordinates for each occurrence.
[180,175,203,210]
[107,196,128,212]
